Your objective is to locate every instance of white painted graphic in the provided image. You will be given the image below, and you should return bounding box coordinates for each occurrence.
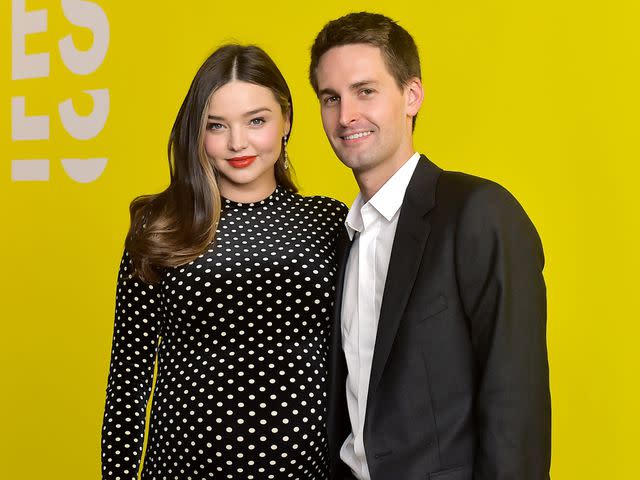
[11,0,49,80]
[10,1,110,183]
[11,96,50,141]
[61,158,108,183]
[59,0,110,75]
[11,159,50,181]
[59,89,110,140]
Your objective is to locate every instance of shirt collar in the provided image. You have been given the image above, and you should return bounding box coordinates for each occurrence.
[344,152,421,240]
[344,194,365,239]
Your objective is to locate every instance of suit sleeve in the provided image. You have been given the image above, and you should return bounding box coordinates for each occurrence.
[101,252,164,480]
[454,182,551,480]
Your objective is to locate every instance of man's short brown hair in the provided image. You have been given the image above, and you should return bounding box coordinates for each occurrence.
[309,12,421,95]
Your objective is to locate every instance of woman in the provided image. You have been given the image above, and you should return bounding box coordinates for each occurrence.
[101,44,347,480]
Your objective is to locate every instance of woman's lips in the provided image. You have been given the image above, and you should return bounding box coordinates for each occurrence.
[227,156,257,168]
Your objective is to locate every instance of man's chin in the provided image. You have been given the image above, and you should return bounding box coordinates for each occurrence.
[332,149,365,169]
[336,157,360,170]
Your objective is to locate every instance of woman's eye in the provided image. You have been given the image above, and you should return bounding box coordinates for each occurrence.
[250,118,265,126]
[206,123,224,131]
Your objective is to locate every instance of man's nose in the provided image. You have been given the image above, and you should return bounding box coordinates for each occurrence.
[339,98,359,127]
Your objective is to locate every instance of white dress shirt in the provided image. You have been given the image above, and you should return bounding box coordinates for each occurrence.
[339,153,421,480]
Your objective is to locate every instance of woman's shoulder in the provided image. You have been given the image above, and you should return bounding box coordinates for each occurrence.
[290,191,348,220]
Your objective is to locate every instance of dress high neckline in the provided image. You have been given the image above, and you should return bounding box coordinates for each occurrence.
[222,186,284,209]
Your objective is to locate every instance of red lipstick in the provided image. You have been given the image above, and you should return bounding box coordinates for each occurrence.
[227,156,257,168]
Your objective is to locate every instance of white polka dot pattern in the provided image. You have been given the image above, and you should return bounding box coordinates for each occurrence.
[102,187,347,480]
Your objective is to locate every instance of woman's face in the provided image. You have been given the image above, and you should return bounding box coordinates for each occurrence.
[204,80,290,202]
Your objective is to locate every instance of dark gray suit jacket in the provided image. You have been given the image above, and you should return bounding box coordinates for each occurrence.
[327,156,551,480]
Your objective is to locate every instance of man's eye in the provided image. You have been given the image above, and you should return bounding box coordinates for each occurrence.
[324,96,339,105]
[361,88,374,96]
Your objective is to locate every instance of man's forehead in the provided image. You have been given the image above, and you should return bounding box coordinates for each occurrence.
[316,44,390,87]
[318,43,385,66]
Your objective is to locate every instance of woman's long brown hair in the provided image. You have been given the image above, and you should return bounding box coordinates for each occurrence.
[125,45,297,283]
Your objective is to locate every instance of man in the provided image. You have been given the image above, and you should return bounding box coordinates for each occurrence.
[309,12,551,480]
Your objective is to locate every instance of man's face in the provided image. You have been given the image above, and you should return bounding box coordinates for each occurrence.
[315,44,419,177]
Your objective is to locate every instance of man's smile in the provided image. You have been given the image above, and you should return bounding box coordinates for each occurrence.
[340,131,374,141]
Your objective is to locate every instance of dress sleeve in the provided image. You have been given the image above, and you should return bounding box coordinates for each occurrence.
[101,251,164,480]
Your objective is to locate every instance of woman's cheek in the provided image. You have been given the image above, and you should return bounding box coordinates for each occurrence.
[204,134,223,159]
[257,123,283,155]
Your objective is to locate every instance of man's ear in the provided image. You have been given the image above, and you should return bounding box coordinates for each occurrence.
[405,77,424,117]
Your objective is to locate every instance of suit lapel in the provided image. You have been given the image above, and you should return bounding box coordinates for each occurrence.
[367,156,442,398]
[333,227,352,325]
[331,226,352,358]
[327,226,352,465]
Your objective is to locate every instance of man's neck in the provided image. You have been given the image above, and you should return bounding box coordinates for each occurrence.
[355,151,417,202]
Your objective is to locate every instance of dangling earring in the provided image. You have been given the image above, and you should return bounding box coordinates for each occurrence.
[283,135,289,170]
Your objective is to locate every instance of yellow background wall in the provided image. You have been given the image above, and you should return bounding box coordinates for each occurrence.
[1,0,638,478]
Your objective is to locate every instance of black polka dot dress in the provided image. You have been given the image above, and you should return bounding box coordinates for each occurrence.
[102,187,347,480]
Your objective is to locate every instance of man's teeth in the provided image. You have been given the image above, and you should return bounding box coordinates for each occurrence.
[343,131,372,140]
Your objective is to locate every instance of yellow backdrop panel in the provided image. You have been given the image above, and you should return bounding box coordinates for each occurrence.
[1,0,638,478]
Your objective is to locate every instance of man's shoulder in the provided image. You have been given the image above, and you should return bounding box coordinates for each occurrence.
[418,160,511,209]
[438,168,495,194]
[432,167,540,247]
[411,159,531,227]
[414,156,503,199]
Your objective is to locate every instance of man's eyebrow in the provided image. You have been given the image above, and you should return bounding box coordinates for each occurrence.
[318,81,378,97]
[207,107,272,121]
[318,87,339,97]
[350,80,377,89]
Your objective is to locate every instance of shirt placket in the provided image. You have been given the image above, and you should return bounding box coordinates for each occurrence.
[354,204,379,478]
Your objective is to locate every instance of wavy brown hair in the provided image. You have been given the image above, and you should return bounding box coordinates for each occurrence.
[126,44,296,283]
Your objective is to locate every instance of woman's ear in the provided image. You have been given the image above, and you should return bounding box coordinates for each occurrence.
[284,107,292,139]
